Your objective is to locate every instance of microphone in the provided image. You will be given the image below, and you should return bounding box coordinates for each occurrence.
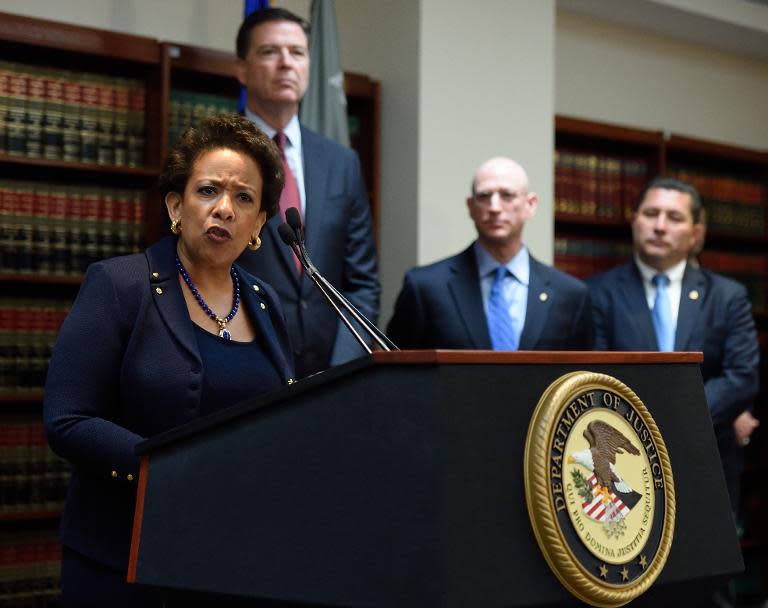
[278,207,397,353]
[277,221,374,352]
[285,207,303,243]
[283,207,316,275]
[277,223,313,278]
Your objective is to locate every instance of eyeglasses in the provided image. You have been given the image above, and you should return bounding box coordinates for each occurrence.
[472,190,523,206]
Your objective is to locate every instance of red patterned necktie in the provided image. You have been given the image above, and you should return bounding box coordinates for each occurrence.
[274,131,303,274]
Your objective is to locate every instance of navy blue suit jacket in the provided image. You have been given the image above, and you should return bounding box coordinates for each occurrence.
[44,236,293,571]
[588,262,759,429]
[386,244,593,350]
[589,261,759,510]
[238,126,380,378]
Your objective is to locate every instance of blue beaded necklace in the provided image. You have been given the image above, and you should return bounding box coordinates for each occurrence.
[176,256,240,340]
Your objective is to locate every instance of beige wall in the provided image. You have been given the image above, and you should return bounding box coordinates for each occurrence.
[417,0,554,265]
[0,0,242,52]
[282,0,556,323]
[333,0,421,324]
[556,10,768,149]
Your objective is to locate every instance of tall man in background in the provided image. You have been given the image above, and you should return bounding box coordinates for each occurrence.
[387,157,592,350]
[588,176,759,512]
[235,8,379,378]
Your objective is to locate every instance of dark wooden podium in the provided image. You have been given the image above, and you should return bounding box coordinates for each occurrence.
[128,351,742,607]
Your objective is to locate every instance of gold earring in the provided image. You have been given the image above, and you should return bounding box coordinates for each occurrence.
[247,236,261,251]
[170,218,181,235]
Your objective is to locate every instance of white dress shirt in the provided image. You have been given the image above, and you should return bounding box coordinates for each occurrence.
[244,109,307,216]
[635,256,687,327]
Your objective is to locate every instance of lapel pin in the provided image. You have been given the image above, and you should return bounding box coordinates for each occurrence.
[539,292,548,302]
[688,290,699,300]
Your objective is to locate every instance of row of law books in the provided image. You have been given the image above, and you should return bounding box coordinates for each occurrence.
[0,179,145,277]
[0,297,70,393]
[699,251,768,314]
[0,60,145,167]
[0,529,61,602]
[168,89,238,146]
[670,167,766,238]
[554,236,633,281]
[670,167,764,205]
[0,416,70,516]
[554,150,648,222]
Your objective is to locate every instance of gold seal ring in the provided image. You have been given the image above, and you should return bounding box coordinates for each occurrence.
[524,371,675,607]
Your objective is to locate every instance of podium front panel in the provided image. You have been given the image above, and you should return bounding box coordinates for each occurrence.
[131,353,741,607]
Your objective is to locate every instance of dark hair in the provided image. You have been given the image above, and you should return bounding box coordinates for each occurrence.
[236,8,310,59]
[637,176,703,223]
[159,114,284,219]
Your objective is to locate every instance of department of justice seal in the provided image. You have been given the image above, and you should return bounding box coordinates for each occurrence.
[524,371,675,607]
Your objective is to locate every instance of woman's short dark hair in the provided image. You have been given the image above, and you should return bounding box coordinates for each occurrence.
[159,114,284,219]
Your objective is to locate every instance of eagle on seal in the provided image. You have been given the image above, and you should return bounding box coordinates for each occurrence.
[568,420,642,507]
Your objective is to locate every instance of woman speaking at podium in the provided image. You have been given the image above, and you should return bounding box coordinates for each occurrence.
[44,115,294,607]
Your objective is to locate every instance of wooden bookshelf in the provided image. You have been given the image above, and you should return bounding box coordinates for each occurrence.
[554,116,768,598]
[0,12,382,605]
[0,7,160,593]
[345,71,381,242]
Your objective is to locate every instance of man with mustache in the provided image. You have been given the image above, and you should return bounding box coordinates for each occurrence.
[235,8,379,378]
[588,176,759,513]
[387,157,592,351]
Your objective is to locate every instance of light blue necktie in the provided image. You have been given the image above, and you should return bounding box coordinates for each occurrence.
[487,266,519,351]
[652,273,675,352]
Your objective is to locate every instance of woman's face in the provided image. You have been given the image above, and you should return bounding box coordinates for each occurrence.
[166,147,267,270]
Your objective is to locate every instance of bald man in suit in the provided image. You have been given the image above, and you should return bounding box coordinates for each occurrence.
[387,157,592,351]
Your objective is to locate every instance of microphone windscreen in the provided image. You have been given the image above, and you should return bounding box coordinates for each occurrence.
[285,207,302,231]
[277,223,298,245]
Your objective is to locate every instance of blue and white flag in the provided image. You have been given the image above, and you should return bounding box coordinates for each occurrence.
[239,0,270,112]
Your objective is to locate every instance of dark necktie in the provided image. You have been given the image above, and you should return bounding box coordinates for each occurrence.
[274,131,302,274]
[651,273,674,351]
[487,266,519,351]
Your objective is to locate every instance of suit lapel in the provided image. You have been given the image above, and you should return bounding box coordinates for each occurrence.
[619,264,659,350]
[239,276,292,383]
[264,217,301,287]
[675,264,705,350]
[146,237,200,363]
[301,128,326,296]
[519,258,549,349]
[146,238,292,383]
[447,247,491,349]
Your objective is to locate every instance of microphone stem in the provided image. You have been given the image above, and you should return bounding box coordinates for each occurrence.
[282,219,399,353]
[288,241,373,354]
[296,239,395,351]
[314,273,396,351]
[308,273,373,355]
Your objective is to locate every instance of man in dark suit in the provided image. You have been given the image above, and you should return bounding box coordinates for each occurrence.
[235,8,379,378]
[588,176,759,511]
[387,157,592,350]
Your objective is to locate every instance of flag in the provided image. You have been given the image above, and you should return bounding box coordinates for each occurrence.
[239,0,270,113]
[580,473,638,523]
[299,0,349,146]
